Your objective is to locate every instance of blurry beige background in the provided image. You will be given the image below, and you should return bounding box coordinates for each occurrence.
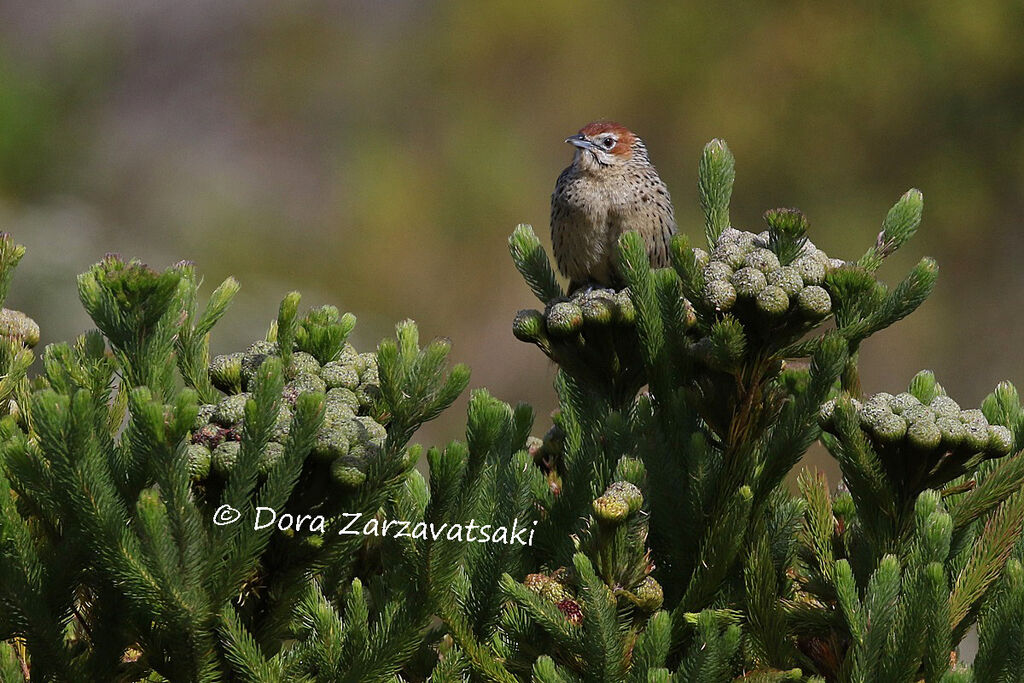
[0,1,1022,474]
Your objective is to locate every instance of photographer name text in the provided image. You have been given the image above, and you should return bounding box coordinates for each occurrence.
[213,505,538,546]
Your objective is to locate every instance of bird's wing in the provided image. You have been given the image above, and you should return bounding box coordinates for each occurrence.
[612,179,677,270]
[550,166,579,277]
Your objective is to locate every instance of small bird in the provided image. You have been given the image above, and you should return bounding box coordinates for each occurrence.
[551,121,676,293]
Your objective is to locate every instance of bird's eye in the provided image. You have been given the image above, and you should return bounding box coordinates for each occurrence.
[602,137,616,149]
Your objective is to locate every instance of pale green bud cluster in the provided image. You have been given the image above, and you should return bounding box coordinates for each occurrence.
[516,287,641,342]
[192,340,385,486]
[820,391,1014,457]
[0,308,40,348]
[513,285,650,403]
[592,480,644,524]
[700,228,837,318]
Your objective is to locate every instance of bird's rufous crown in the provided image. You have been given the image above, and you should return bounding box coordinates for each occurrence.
[578,121,638,156]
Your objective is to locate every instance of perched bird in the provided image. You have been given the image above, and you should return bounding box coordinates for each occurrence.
[551,121,676,293]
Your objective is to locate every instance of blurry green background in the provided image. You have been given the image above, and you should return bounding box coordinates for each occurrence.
[1,1,1022,473]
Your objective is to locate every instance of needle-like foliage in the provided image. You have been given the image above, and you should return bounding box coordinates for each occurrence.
[2,140,1024,682]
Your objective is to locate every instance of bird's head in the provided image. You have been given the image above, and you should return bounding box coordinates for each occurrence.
[565,121,647,171]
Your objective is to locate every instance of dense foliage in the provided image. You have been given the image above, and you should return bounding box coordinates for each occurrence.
[2,141,1024,681]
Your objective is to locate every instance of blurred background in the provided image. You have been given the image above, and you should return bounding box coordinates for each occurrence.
[0,0,1022,478]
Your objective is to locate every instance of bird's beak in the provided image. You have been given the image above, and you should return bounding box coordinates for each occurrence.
[565,134,595,150]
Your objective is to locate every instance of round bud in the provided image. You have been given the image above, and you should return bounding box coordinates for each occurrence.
[860,401,893,429]
[828,258,846,271]
[704,280,737,312]
[738,231,758,249]
[872,392,895,406]
[338,343,358,364]
[209,353,244,393]
[326,387,359,414]
[359,379,379,409]
[963,421,990,452]
[767,266,804,296]
[691,248,710,269]
[525,572,567,603]
[796,238,818,256]
[513,309,546,342]
[988,425,1015,456]
[756,285,790,316]
[257,441,285,477]
[936,417,966,449]
[546,302,584,336]
[731,267,767,298]
[716,227,739,243]
[0,308,40,347]
[580,296,616,326]
[960,409,988,425]
[593,493,630,524]
[523,572,547,593]
[719,227,754,246]
[745,248,781,274]
[556,598,584,626]
[540,579,570,604]
[270,404,293,442]
[312,425,350,462]
[613,291,636,324]
[797,286,832,317]
[213,393,250,427]
[873,413,908,444]
[929,396,961,418]
[903,404,935,424]
[194,403,215,430]
[284,373,327,405]
[331,460,367,488]
[350,415,386,449]
[891,393,920,415]
[212,441,241,475]
[632,576,664,612]
[321,361,361,390]
[574,286,614,302]
[289,351,321,377]
[356,352,378,376]
[186,443,212,480]
[907,419,942,450]
[703,261,733,283]
[712,241,748,269]
[605,481,643,513]
[792,256,826,285]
